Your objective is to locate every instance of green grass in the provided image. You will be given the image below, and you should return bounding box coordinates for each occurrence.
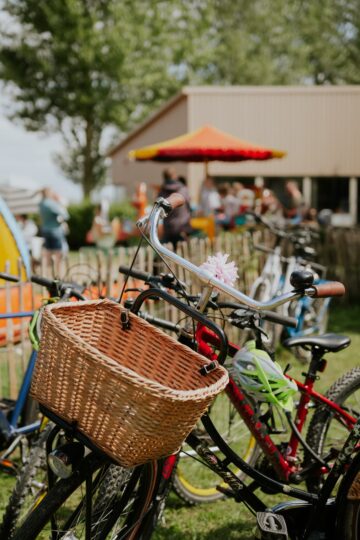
[0,303,359,538]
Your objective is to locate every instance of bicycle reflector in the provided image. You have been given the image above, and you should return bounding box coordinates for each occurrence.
[232,341,297,412]
[48,442,84,479]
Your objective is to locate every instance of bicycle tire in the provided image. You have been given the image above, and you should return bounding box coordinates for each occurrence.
[0,422,53,539]
[172,391,259,505]
[305,366,360,492]
[11,452,157,540]
[335,451,360,540]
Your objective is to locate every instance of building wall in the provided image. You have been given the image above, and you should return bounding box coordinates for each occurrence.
[185,86,360,199]
[110,96,189,199]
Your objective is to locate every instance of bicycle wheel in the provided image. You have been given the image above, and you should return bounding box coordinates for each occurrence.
[172,390,259,504]
[336,451,360,540]
[11,451,158,540]
[0,422,53,539]
[305,366,360,492]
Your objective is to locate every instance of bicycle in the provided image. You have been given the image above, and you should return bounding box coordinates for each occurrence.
[0,273,86,538]
[119,265,359,504]
[0,272,85,475]
[129,195,358,539]
[9,194,356,540]
[248,214,332,360]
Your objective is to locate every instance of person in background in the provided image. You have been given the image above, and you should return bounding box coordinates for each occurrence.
[233,182,255,213]
[178,175,187,186]
[283,180,305,223]
[216,183,239,229]
[89,202,121,249]
[39,188,69,266]
[198,176,221,216]
[16,214,38,251]
[158,167,192,248]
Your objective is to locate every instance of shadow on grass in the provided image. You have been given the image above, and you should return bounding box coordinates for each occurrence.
[154,520,255,540]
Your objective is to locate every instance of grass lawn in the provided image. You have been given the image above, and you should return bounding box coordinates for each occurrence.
[0,302,359,539]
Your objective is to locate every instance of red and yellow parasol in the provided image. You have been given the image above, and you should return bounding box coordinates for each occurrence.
[129,124,285,173]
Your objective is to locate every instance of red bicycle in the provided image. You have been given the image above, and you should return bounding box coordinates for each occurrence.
[120,265,359,505]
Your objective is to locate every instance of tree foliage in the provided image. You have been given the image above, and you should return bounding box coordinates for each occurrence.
[0,0,214,196]
[210,0,360,86]
[296,0,360,84]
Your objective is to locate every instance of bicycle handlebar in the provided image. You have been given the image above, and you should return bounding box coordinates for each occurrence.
[0,272,20,283]
[137,196,345,308]
[31,275,86,300]
[119,265,153,283]
[120,267,298,327]
[219,303,298,329]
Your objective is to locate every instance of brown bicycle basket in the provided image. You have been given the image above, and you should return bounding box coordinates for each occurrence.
[30,299,229,467]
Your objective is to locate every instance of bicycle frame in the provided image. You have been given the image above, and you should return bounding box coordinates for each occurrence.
[196,324,357,482]
[0,310,40,446]
[249,245,283,300]
[252,238,331,340]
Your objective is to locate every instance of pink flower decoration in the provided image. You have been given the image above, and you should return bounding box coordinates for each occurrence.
[200,252,238,287]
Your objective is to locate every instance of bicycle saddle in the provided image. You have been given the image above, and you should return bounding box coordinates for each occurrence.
[283,333,350,353]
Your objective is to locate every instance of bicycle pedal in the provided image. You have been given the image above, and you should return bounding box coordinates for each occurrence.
[256,512,288,539]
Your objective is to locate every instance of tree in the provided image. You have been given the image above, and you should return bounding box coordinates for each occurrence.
[296,0,360,84]
[209,0,360,86]
[209,0,308,85]
[0,0,214,196]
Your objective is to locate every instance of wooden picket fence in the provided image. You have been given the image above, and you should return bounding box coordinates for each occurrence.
[0,226,357,398]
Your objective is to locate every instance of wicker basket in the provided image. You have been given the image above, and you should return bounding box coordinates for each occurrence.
[30,299,229,467]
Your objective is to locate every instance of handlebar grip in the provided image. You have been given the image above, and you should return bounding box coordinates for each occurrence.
[31,275,54,288]
[0,272,20,283]
[166,193,185,210]
[119,265,152,282]
[310,281,345,298]
[261,310,298,329]
[69,289,86,301]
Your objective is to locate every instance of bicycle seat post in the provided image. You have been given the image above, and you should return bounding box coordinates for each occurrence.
[305,347,327,381]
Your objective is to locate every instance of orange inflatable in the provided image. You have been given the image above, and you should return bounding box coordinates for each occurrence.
[0,283,42,346]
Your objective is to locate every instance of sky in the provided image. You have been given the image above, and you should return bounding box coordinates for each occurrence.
[0,113,83,202]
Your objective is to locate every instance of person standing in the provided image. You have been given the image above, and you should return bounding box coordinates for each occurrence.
[283,180,305,223]
[216,183,239,228]
[39,188,69,268]
[198,176,221,216]
[158,167,192,248]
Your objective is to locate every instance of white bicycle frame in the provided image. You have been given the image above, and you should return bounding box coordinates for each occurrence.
[249,246,283,301]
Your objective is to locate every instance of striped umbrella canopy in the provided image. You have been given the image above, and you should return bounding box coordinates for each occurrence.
[129,125,286,169]
[0,184,41,215]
